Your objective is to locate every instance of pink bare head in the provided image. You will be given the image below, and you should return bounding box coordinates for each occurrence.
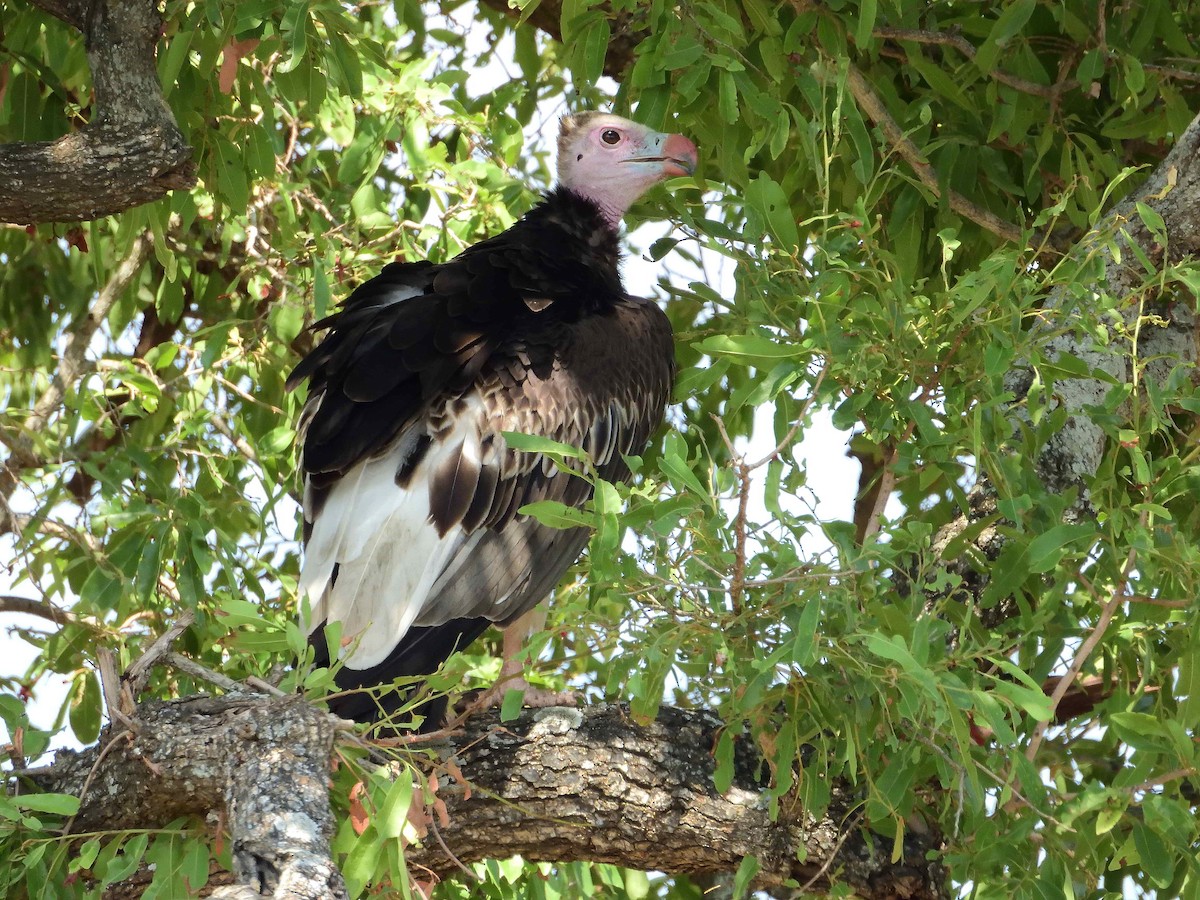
[556,112,698,228]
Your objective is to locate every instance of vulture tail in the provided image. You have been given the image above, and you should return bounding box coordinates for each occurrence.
[309,617,492,732]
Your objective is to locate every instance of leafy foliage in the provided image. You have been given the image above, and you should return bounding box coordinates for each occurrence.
[2,0,1200,896]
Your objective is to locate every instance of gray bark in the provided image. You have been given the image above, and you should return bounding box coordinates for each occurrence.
[28,695,344,899]
[929,109,1200,616]
[0,0,194,224]
[21,696,946,899]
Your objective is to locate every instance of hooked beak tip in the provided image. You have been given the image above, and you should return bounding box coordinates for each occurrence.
[661,133,699,177]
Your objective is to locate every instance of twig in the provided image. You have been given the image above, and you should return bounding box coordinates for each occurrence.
[163,651,278,696]
[711,414,749,612]
[872,27,1075,100]
[0,595,77,626]
[96,648,139,734]
[1025,508,1149,762]
[858,448,899,543]
[1141,63,1200,84]
[244,674,289,698]
[124,608,197,694]
[746,362,830,471]
[843,64,1030,247]
[210,414,260,463]
[1126,767,1198,796]
[427,813,477,880]
[60,730,135,837]
[795,810,864,894]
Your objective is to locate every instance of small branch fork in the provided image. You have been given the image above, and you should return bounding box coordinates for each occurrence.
[713,363,829,610]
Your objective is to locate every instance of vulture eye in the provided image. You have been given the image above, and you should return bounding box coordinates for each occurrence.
[600,128,621,145]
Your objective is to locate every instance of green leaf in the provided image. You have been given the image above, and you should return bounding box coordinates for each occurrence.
[1136,201,1167,244]
[713,728,735,793]
[376,771,413,840]
[718,71,739,123]
[69,668,102,744]
[580,16,611,84]
[732,854,761,898]
[1133,822,1175,888]
[500,687,525,722]
[744,172,800,250]
[501,431,589,461]
[695,332,804,362]
[519,500,592,530]
[100,833,149,886]
[658,432,713,506]
[1025,524,1095,573]
[976,0,1036,72]
[789,598,821,666]
[854,0,877,49]
[12,793,80,816]
[312,256,331,320]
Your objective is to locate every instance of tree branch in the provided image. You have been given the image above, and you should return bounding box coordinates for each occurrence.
[23,0,87,30]
[0,231,151,533]
[927,108,1200,625]
[410,705,945,897]
[475,0,643,78]
[872,27,1076,99]
[843,64,1030,247]
[26,695,345,899]
[22,698,946,898]
[0,0,195,223]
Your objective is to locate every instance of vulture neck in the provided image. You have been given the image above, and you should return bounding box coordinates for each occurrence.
[525,188,624,299]
[549,187,624,237]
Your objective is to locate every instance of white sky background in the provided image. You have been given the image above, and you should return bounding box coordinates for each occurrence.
[0,9,887,757]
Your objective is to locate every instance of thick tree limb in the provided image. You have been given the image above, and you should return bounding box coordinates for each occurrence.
[22,697,945,898]
[0,0,194,223]
[476,0,642,78]
[26,695,345,899]
[411,705,944,898]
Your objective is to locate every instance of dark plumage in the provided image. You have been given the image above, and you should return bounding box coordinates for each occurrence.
[289,113,696,729]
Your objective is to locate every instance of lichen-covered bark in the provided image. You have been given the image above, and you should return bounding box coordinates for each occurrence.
[412,705,944,898]
[27,695,343,900]
[0,0,194,224]
[23,697,945,899]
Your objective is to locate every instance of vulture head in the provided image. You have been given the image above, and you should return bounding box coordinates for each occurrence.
[557,111,698,228]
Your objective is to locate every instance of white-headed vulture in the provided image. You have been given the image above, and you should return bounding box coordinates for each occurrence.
[288,112,698,729]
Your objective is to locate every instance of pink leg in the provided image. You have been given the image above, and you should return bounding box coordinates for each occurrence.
[459,608,576,716]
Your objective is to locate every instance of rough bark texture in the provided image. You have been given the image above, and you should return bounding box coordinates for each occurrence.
[411,705,943,898]
[0,0,195,224]
[27,695,345,900]
[22,697,945,899]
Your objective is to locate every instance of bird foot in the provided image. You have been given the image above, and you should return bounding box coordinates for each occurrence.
[456,677,577,722]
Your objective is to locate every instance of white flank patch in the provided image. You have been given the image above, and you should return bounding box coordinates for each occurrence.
[300,398,491,670]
